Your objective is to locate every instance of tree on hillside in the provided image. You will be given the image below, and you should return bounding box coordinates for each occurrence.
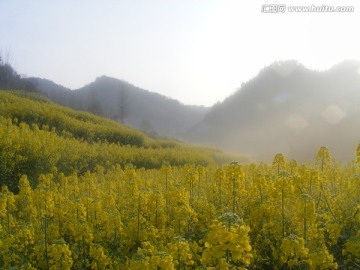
[0,56,35,91]
[88,99,102,116]
[115,88,129,124]
[88,91,103,116]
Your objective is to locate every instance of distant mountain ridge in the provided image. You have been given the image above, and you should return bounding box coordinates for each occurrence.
[188,60,360,161]
[13,59,360,162]
[28,76,209,139]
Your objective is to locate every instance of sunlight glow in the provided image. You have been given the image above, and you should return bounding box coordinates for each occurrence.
[0,0,360,105]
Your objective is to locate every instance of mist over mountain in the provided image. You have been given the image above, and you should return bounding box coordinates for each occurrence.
[188,60,360,162]
[29,76,209,139]
[3,59,359,162]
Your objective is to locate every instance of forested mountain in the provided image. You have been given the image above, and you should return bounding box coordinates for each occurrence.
[28,76,208,139]
[2,58,359,162]
[188,60,360,161]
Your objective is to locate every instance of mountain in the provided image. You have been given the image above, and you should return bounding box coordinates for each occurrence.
[28,76,209,139]
[0,59,36,91]
[4,58,359,162]
[188,60,360,162]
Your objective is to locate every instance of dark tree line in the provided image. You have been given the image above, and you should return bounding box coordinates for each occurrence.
[0,57,36,91]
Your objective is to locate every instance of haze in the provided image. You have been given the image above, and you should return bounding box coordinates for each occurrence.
[1,0,360,106]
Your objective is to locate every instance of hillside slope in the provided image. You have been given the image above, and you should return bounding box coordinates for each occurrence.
[29,76,208,139]
[188,60,360,161]
[0,91,235,192]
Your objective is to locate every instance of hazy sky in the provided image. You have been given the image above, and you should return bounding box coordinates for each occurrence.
[1,0,360,106]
